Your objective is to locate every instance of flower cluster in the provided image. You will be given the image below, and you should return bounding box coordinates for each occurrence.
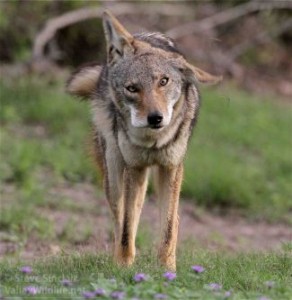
[208,283,222,291]
[18,264,276,299]
[110,291,125,299]
[82,289,106,299]
[133,273,147,283]
[191,265,205,273]
[82,291,96,299]
[20,266,32,274]
[163,272,176,281]
[24,286,38,295]
[61,279,73,287]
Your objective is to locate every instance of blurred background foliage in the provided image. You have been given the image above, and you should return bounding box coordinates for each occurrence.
[0,0,97,62]
[0,1,291,258]
[0,0,291,97]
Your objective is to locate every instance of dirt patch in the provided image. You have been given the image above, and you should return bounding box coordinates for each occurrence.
[0,182,291,260]
[177,202,291,252]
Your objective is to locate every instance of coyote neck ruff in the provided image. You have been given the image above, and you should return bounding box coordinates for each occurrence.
[67,11,221,271]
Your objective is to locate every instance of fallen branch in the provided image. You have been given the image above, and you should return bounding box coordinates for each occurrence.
[32,4,192,60]
[166,0,292,39]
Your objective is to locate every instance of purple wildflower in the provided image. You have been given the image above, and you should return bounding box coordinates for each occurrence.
[61,279,73,287]
[111,291,125,299]
[154,294,167,299]
[163,272,176,281]
[208,283,222,291]
[20,266,32,274]
[134,273,147,282]
[264,281,275,289]
[191,265,205,273]
[258,297,270,300]
[82,291,96,299]
[24,286,38,295]
[224,291,232,298]
[95,288,106,296]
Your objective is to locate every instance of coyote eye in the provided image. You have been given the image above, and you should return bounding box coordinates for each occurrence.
[125,85,138,93]
[159,77,169,86]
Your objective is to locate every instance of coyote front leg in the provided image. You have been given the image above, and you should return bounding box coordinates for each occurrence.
[104,142,125,262]
[115,167,148,266]
[158,164,183,271]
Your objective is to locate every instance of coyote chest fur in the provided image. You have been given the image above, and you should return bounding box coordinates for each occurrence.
[67,11,221,271]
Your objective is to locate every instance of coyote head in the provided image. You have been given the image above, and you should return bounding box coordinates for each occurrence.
[68,11,221,130]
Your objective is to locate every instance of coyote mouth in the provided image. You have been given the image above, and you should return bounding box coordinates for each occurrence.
[149,124,163,130]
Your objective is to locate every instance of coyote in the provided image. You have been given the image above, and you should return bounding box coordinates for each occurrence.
[67,11,221,270]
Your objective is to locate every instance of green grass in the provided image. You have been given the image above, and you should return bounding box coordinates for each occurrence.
[0,78,96,183]
[0,78,97,244]
[0,77,291,299]
[0,249,291,299]
[184,87,292,222]
[0,78,291,232]
[0,79,291,221]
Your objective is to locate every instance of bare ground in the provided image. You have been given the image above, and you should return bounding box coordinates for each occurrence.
[0,182,291,260]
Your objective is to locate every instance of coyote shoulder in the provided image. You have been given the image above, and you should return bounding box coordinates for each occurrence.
[67,11,221,271]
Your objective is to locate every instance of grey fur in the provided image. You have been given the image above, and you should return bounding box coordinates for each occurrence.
[67,11,220,271]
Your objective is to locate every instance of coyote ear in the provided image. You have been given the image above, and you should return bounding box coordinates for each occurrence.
[186,62,222,85]
[67,65,101,99]
[102,10,134,64]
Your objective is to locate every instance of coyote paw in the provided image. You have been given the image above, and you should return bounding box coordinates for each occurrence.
[114,247,135,266]
[158,253,176,271]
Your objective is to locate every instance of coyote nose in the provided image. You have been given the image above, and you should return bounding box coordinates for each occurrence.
[147,112,163,127]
